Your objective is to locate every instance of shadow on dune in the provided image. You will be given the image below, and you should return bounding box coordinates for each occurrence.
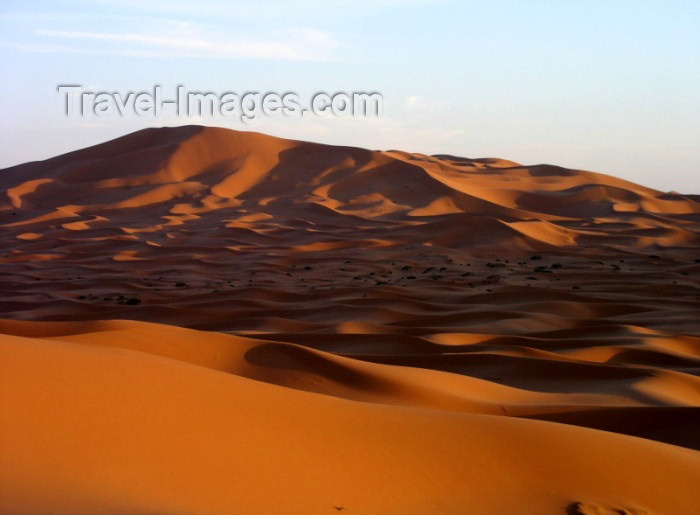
[524,406,700,451]
[243,342,380,390]
[1,125,204,191]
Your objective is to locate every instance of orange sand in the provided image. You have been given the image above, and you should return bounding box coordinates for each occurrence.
[1,126,699,513]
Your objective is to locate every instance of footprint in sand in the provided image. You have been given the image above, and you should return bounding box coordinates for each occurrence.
[567,501,648,515]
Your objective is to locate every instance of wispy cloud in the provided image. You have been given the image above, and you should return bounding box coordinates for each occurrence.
[59,0,445,19]
[30,27,339,60]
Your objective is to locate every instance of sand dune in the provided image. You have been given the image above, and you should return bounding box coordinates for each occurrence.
[1,126,699,513]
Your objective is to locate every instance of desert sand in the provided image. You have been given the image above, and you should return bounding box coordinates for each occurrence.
[1,125,699,514]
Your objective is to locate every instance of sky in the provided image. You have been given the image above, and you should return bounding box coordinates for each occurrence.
[1,0,699,192]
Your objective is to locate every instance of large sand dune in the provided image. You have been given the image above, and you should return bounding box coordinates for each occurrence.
[1,126,699,513]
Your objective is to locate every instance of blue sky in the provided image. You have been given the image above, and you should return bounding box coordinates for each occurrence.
[1,0,698,191]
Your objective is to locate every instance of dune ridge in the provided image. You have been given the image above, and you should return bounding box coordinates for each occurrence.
[1,126,699,513]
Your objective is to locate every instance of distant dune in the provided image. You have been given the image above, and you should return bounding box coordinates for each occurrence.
[1,126,699,513]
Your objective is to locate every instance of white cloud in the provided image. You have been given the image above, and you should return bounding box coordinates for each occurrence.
[404,96,419,107]
[33,27,340,60]
[401,95,450,112]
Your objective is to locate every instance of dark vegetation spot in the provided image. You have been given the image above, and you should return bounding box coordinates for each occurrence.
[530,255,542,261]
[175,282,188,287]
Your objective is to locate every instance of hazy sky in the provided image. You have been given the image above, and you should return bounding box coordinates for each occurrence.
[1,0,698,191]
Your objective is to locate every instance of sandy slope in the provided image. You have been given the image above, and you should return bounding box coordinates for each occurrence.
[1,126,699,513]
